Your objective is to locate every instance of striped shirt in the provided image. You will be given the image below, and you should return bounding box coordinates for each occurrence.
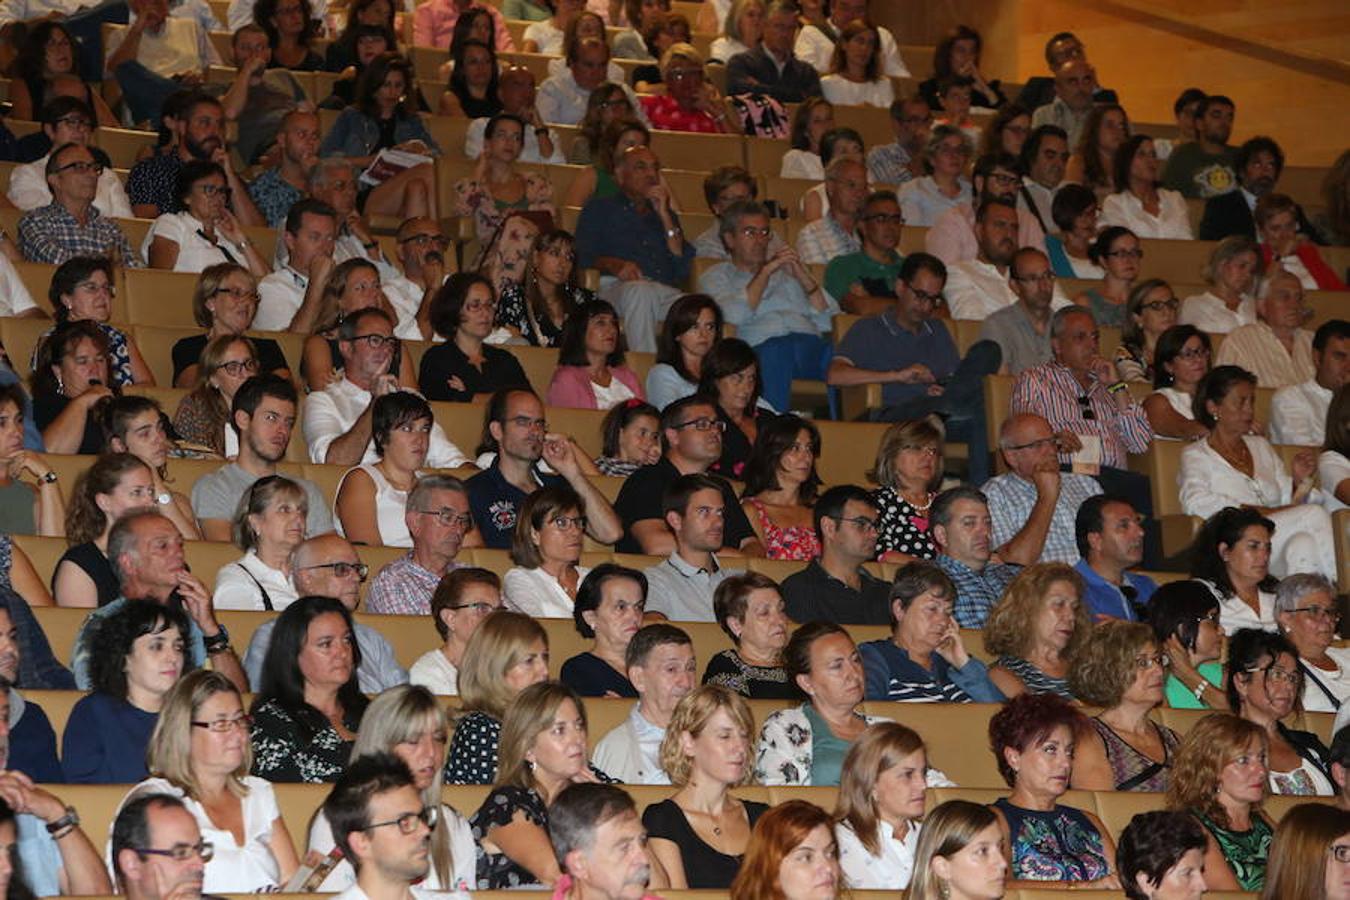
[859,639,1003,703]
[1214,322,1316,389]
[1010,361,1152,469]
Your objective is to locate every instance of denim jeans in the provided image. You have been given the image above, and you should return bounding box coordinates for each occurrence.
[753,331,833,415]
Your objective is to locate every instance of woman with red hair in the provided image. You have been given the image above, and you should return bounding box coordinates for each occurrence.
[731,799,843,900]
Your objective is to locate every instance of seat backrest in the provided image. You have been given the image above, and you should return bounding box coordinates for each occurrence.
[124,270,201,328]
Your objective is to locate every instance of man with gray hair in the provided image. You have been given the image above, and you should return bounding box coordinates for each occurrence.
[1215,268,1317,388]
[548,783,659,900]
[71,510,248,692]
[700,199,837,413]
[1273,573,1345,713]
[795,157,866,265]
[367,475,472,615]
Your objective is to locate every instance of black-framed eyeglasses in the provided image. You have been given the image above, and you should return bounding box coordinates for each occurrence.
[300,561,369,581]
[190,714,253,733]
[134,841,214,862]
[829,514,878,533]
[1077,394,1096,421]
[416,508,474,529]
[215,358,260,377]
[212,286,259,302]
[1005,436,1057,452]
[1291,605,1342,624]
[196,183,231,197]
[54,115,92,129]
[673,417,726,432]
[56,159,103,175]
[363,806,438,834]
[449,601,501,614]
[1013,271,1056,285]
[349,333,400,350]
[862,213,905,225]
[909,287,943,304]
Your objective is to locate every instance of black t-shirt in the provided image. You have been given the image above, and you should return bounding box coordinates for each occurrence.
[781,559,893,626]
[32,391,103,455]
[612,457,755,554]
[418,341,530,402]
[642,798,769,889]
[171,334,291,384]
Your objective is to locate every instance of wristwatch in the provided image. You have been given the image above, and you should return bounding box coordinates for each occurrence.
[40,471,57,484]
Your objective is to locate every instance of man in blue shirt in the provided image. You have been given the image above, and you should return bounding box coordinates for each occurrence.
[576,145,695,353]
[1073,494,1157,622]
[828,252,1001,483]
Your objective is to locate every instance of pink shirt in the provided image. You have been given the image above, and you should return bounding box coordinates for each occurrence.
[412,0,515,51]
[925,200,1046,268]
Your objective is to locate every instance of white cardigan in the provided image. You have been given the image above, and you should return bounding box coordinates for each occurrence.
[1178,436,1292,518]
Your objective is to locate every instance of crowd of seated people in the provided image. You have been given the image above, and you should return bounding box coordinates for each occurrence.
[0,0,1345,896]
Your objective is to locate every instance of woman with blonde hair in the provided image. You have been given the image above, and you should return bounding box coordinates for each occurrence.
[306,685,477,892]
[300,258,415,391]
[1260,802,1350,900]
[1165,713,1274,891]
[443,611,550,785]
[172,263,290,388]
[984,563,1089,700]
[646,684,767,890]
[870,417,943,562]
[907,799,1007,900]
[211,475,305,611]
[730,799,843,900]
[833,722,930,889]
[1178,235,1262,334]
[172,335,259,457]
[116,669,300,892]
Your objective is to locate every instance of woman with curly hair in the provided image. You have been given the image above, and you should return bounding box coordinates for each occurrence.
[730,799,842,900]
[1115,810,1208,900]
[1165,713,1274,890]
[1260,802,1350,900]
[65,599,189,783]
[7,21,118,124]
[1068,619,1181,792]
[983,563,1090,700]
[740,415,822,561]
[1189,506,1280,632]
[987,692,1119,888]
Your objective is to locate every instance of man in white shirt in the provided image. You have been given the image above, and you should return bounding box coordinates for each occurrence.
[323,753,471,900]
[592,624,695,784]
[946,198,1067,319]
[255,197,338,331]
[465,65,564,163]
[7,97,133,220]
[302,307,469,466]
[1020,125,1069,234]
[274,161,398,279]
[105,0,211,128]
[794,0,908,77]
[643,474,739,621]
[1270,319,1350,445]
[548,783,660,900]
[1029,57,1097,148]
[381,217,449,341]
[111,794,210,900]
[537,38,644,125]
[1215,269,1317,388]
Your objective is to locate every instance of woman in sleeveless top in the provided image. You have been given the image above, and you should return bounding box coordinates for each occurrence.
[1073,226,1141,329]
[984,564,1089,701]
[212,476,305,612]
[1143,324,1212,441]
[988,694,1119,888]
[740,415,822,561]
[1070,620,1181,793]
[1114,278,1178,383]
[53,455,155,608]
[334,392,430,548]
[869,419,941,563]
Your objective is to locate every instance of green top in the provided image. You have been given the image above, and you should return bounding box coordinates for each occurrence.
[824,250,904,306]
[1165,661,1224,709]
[1195,810,1272,891]
[501,0,550,20]
[594,164,619,200]
[802,702,851,787]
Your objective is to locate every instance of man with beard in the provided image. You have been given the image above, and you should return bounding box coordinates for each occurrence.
[1162,94,1238,199]
[1073,494,1156,622]
[1199,136,1322,241]
[127,92,262,223]
[926,152,1046,266]
[547,783,664,900]
[112,794,209,900]
[324,753,471,900]
[946,198,1067,319]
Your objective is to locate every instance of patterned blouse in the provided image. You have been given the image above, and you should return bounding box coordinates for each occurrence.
[745,497,820,561]
[444,711,502,785]
[994,798,1111,882]
[1195,810,1273,891]
[871,487,937,560]
[33,321,136,387]
[249,698,356,783]
[496,281,596,347]
[1088,717,1179,792]
[470,785,547,890]
[452,174,555,244]
[702,649,799,700]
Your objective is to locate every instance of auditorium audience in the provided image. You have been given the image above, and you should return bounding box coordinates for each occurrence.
[18,144,141,266]
[1065,104,1130,197]
[566,84,636,165]
[1271,319,1350,445]
[42,257,152,389]
[366,474,472,615]
[333,392,431,549]
[1075,494,1157,620]
[110,792,213,900]
[253,200,339,332]
[1100,135,1195,240]
[596,400,662,477]
[560,564,643,698]
[1178,236,1261,334]
[539,38,643,126]
[248,110,320,228]
[7,24,119,125]
[1142,325,1213,439]
[416,274,527,402]
[1114,279,1179,383]
[212,475,304,612]
[503,484,591,616]
[1260,199,1347,291]
[249,595,367,783]
[65,598,187,783]
[725,0,821,101]
[298,259,414,393]
[548,301,644,409]
[143,161,268,276]
[927,152,1045,268]
[101,395,199,539]
[54,454,155,608]
[172,336,258,456]
[644,684,763,888]
[1029,57,1098,148]
[1261,802,1350,900]
[739,415,822,561]
[1115,810,1210,900]
[645,294,720,409]
[640,474,736,621]
[1324,386,1350,511]
[588,623,692,784]
[926,486,1017,628]
[564,116,653,207]
[497,230,594,347]
[944,199,1027,320]
[897,126,973,228]
[453,114,555,245]
[780,485,890,625]
[1200,136,1303,241]
[1191,506,1280,631]
[1074,225,1142,328]
[780,98,833,180]
[409,567,500,695]
[822,190,903,314]
[699,574,793,699]
[1042,183,1101,278]
[698,339,769,478]
[833,722,932,889]
[987,693,1119,887]
[906,799,1007,900]
[0,383,62,538]
[794,0,907,76]
[983,563,1087,700]
[867,418,941,563]
[1162,94,1237,199]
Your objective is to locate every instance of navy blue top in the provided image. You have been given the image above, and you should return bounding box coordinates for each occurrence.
[835,311,960,407]
[575,193,695,286]
[465,460,565,549]
[61,692,156,784]
[9,700,63,783]
[560,652,638,698]
[858,638,1004,704]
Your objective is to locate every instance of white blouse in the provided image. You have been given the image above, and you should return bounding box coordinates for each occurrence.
[409,648,458,695]
[709,35,748,62]
[212,550,299,612]
[591,376,637,410]
[1178,436,1291,519]
[334,463,417,549]
[1319,450,1349,512]
[820,74,895,108]
[1199,580,1277,634]
[1099,188,1194,240]
[503,565,591,617]
[523,18,563,54]
[1300,646,1350,713]
[142,211,253,273]
[836,819,920,890]
[780,149,824,180]
[1179,290,1258,334]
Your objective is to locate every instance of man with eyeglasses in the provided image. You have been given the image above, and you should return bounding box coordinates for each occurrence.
[113,794,211,900]
[303,308,469,467]
[8,97,131,222]
[1014,33,1117,115]
[780,485,891,625]
[367,475,471,615]
[927,152,1046,268]
[700,199,836,413]
[324,752,470,900]
[1073,494,1157,622]
[824,190,906,315]
[725,0,821,103]
[248,109,321,227]
[466,65,563,163]
[867,97,931,186]
[979,247,1073,375]
[642,474,741,622]
[381,217,450,342]
[794,157,865,265]
[946,197,1070,321]
[192,375,333,541]
[614,395,763,556]
[17,141,141,267]
[1271,319,1350,446]
[538,38,645,127]
[245,533,408,692]
[1215,269,1318,389]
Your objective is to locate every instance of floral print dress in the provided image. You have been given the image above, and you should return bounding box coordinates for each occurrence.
[993,798,1111,882]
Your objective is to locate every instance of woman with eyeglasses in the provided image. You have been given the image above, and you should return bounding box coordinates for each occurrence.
[1115,279,1179,383]
[1273,574,1350,713]
[560,564,643,698]
[1143,325,1212,441]
[897,125,973,228]
[418,272,530,403]
[503,485,591,617]
[173,264,290,388]
[1067,620,1181,793]
[172,336,259,457]
[1144,579,1228,710]
[302,258,414,393]
[333,392,430,548]
[740,415,822,561]
[212,475,305,611]
[36,256,152,389]
[1259,801,1350,900]
[700,338,771,480]
[567,84,636,166]
[547,301,644,410]
[1228,627,1333,796]
[55,453,155,608]
[101,395,202,541]
[1181,366,1337,580]
[1044,184,1104,279]
[1178,236,1262,335]
[1072,226,1141,328]
[410,567,502,696]
[497,229,596,348]
[869,419,942,564]
[1100,134,1194,240]
[114,670,299,891]
[306,685,477,892]
[143,161,270,276]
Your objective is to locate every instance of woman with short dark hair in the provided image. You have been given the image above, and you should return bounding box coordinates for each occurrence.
[333,391,434,547]
[704,572,795,699]
[560,564,644,698]
[699,337,770,479]
[1073,225,1140,328]
[1045,183,1104,278]
[31,320,114,455]
[144,160,269,275]
[1145,579,1227,710]
[547,301,644,409]
[38,256,152,388]
[418,273,529,402]
[1115,810,1208,900]
[594,400,660,477]
[0,382,62,537]
[1142,324,1213,440]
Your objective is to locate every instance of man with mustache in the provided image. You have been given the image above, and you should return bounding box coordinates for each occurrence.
[112,794,210,900]
[324,752,471,900]
[1073,494,1157,622]
[547,783,664,900]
